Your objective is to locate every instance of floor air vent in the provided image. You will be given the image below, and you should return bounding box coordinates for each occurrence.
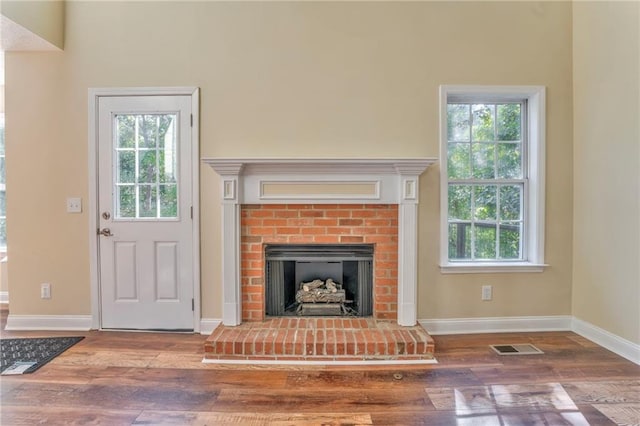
[490,344,544,355]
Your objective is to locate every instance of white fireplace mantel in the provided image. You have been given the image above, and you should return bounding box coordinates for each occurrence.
[203,157,437,326]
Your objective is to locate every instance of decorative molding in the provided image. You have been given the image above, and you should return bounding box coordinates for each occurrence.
[203,158,437,177]
[199,318,222,335]
[259,180,380,201]
[0,291,8,304]
[572,317,640,365]
[5,314,93,331]
[419,315,572,335]
[203,157,437,206]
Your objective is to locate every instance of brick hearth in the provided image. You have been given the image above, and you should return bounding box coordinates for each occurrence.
[204,317,435,362]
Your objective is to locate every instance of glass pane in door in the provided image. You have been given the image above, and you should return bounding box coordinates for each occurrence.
[114,114,178,219]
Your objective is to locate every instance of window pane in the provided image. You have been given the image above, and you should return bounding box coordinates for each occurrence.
[497,143,522,179]
[0,218,5,248]
[500,185,522,221]
[0,157,5,185]
[497,104,521,141]
[138,150,157,183]
[474,185,497,220]
[449,222,471,260]
[499,224,521,259]
[117,151,135,184]
[447,104,470,142]
[474,224,496,259]
[472,143,495,179]
[472,104,495,142]
[159,116,177,183]
[159,184,178,218]
[117,185,136,218]
[447,142,471,179]
[139,115,158,148]
[448,185,471,220]
[116,115,135,149]
[138,185,157,217]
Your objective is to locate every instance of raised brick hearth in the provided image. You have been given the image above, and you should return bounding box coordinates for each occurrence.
[241,204,398,322]
[204,317,435,362]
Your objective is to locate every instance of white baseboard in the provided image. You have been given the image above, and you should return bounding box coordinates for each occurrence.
[572,317,640,365]
[419,315,573,335]
[5,314,92,331]
[199,318,222,335]
[0,291,8,304]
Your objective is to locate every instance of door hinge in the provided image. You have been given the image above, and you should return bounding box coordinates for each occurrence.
[190,114,193,127]
[190,206,193,219]
[192,298,195,311]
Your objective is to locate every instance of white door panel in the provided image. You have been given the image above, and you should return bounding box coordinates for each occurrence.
[97,95,194,330]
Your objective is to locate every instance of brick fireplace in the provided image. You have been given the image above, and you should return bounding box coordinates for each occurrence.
[204,158,436,327]
[241,203,398,321]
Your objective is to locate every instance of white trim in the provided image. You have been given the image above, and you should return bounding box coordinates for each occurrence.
[259,180,381,201]
[5,314,92,331]
[190,89,201,333]
[419,315,572,335]
[439,85,546,272]
[204,158,436,206]
[440,262,547,274]
[0,291,8,304]
[202,358,437,366]
[88,87,201,331]
[572,317,640,365]
[199,318,222,335]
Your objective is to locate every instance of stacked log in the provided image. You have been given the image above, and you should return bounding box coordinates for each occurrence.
[296,279,346,304]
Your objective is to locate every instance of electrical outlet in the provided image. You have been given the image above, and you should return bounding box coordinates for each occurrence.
[41,283,51,299]
[482,285,492,301]
[66,197,82,213]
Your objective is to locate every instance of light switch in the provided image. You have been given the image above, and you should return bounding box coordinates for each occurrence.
[66,197,82,213]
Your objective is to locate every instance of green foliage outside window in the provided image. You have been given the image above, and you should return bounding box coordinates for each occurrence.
[447,103,524,261]
[115,114,178,219]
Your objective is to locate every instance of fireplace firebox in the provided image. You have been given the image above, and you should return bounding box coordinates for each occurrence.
[265,244,374,317]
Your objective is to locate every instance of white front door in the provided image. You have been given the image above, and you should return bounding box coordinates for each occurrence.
[97,95,194,330]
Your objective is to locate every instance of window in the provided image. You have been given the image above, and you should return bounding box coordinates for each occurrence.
[0,112,5,249]
[440,86,546,273]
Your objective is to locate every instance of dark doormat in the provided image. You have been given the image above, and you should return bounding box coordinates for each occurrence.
[1,336,84,374]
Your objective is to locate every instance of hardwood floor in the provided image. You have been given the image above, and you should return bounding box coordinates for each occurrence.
[1,304,638,425]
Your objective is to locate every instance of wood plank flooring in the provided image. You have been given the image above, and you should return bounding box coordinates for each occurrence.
[1,304,639,425]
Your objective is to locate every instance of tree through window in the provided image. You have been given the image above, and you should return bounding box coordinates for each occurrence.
[447,102,525,260]
[440,86,546,272]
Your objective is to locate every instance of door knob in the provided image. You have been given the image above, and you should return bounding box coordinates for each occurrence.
[97,228,113,237]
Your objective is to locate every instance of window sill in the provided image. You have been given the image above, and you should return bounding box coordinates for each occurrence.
[440,262,548,274]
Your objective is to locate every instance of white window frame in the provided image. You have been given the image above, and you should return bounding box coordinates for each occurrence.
[439,85,547,273]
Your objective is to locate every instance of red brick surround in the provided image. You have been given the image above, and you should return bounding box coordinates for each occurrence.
[240,204,399,322]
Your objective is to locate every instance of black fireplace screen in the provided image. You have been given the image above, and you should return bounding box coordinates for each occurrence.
[265,244,374,317]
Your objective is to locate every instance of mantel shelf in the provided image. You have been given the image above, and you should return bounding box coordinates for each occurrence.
[202,157,438,176]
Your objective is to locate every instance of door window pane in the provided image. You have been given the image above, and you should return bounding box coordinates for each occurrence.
[116,185,136,218]
[114,114,178,219]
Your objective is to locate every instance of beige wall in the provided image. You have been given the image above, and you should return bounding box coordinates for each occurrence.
[5,1,574,321]
[572,2,640,344]
[1,0,65,50]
